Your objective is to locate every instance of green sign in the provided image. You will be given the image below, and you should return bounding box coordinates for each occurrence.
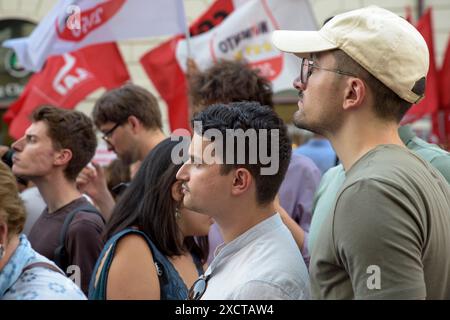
[0,19,36,108]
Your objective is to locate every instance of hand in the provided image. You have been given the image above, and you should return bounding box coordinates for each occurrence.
[274,194,305,251]
[77,162,105,198]
[76,162,115,221]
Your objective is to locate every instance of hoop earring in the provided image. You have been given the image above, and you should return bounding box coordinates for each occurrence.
[0,244,5,260]
[175,208,181,220]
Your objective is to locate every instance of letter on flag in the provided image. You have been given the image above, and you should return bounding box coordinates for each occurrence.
[3,0,187,71]
[3,42,130,139]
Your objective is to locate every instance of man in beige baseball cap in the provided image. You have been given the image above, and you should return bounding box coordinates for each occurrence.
[272,6,450,299]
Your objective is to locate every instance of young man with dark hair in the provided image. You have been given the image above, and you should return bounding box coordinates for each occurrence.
[273,6,450,299]
[188,59,321,265]
[177,102,310,300]
[77,83,166,219]
[12,106,104,295]
[188,59,274,114]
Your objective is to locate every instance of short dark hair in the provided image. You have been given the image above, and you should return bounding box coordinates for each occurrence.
[32,106,97,181]
[92,83,162,130]
[192,102,291,205]
[332,49,412,122]
[104,138,208,263]
[188,60,273,115]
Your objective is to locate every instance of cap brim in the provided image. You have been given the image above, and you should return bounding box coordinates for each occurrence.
[272,30,337,58]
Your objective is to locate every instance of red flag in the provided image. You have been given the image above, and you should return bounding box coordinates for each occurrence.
[431,37,450,148]
[439,38,450,111]
[402,8,439,124]
[140,0,236,131]
[4,42,129,139]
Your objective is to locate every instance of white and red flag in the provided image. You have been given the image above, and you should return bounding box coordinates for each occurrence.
[3,42,130,139]
[402,8,440,124]
[3,0,187,72]
[141,0,316,131]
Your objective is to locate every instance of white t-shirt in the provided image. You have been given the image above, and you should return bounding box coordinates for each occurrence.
[20,187,46,236]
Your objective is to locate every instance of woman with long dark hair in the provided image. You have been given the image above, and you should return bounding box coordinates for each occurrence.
[88,138,212,299]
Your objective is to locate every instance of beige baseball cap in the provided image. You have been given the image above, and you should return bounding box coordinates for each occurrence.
[272,6,429,104]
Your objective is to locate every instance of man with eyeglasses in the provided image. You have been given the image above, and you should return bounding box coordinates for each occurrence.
[76,83,166,220]
[309,124,450,268]
[272,6,450,299]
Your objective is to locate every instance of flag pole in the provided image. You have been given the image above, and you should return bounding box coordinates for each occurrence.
[181,0,193,130]
[185,27,191,58]
[182,1,191,58]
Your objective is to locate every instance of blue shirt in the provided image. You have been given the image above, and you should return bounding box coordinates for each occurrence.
[294,138,337,175]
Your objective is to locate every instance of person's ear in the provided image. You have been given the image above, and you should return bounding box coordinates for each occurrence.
[342,77,366,111]
[127,115,142,134]
[54,148,72,167]
[0,221,8,250]
[230,168,252,197]
[171,180,183,202]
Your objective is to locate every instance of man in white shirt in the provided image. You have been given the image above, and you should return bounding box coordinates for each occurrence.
[176,102,310,300]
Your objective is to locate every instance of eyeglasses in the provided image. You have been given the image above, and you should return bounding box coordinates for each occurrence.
[187,274,211,300]
[101,123,121,142]
[299,57,357,85]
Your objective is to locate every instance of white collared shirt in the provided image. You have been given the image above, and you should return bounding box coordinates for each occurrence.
[202,213,310,300]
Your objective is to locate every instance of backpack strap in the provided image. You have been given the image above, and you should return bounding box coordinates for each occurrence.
[53,202,104,271]
[22,262,65,276]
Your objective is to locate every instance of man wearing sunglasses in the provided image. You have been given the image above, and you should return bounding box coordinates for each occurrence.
[76,83,166,220]
[272,6,450,299]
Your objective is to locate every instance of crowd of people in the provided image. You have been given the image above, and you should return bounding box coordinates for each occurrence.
[1,6,450,300]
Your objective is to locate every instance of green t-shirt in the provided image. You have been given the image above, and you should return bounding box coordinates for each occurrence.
[309,126,450,255]
[399,125,450,183]
[308,165,345,254]
[310,145,450,299]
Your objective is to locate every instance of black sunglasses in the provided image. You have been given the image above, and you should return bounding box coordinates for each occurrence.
[111,182,130,198]
[187,274,211,300]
